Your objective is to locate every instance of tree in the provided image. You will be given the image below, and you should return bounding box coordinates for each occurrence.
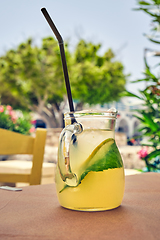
[0,38,127,127]
[0,49,27,109]
[71,40,127,107]
[0,37,67,127]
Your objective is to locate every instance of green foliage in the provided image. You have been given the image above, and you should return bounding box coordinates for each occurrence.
[134,1,160,43]
[0,37,127,127]
[127,70,160,171]
[71,40,127,105]
[0,105,33,135]
[128,1,160,171]
[0,37,65,109]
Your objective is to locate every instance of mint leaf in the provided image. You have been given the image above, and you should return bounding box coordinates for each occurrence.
[79,139,123,183]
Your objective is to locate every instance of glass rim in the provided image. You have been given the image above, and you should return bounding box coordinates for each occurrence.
[64,108,117,119]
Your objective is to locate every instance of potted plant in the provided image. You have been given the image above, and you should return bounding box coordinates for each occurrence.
[0,105,34,160]
[126,0,160,171]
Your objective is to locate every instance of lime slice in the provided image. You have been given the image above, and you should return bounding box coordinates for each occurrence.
[79,138,123,183]
[59,138,123,193]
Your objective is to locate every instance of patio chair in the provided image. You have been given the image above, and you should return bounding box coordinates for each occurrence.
[0,128,47,185]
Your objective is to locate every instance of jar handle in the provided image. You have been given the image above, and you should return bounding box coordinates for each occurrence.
[58,122,83,186]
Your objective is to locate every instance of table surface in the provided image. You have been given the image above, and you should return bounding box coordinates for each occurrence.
[0,172,160,240]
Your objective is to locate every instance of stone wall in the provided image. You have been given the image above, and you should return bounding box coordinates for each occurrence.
[45,128,62,147]
[43,128,61,163]
[119,146,145,169]
[44,129,128,164]
[7,128,146,170]
[44,129,145,170]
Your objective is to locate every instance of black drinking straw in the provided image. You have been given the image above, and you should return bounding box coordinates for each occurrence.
[41,8,75,113]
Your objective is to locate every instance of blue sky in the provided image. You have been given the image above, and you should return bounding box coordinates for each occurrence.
[0,0,157,94]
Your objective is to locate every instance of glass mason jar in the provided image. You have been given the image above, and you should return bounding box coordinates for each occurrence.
[55,109,125,211]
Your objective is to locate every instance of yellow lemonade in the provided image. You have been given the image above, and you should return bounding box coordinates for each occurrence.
[56,167,124,211]
[55,129,125,211]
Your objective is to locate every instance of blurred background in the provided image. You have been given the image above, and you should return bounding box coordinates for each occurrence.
[0,0,160,174]
[0,0,154,93]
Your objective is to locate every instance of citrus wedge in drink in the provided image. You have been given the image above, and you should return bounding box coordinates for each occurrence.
[59,138,123,193]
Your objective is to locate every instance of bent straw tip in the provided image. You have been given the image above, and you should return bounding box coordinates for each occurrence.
[41,7,46,12]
